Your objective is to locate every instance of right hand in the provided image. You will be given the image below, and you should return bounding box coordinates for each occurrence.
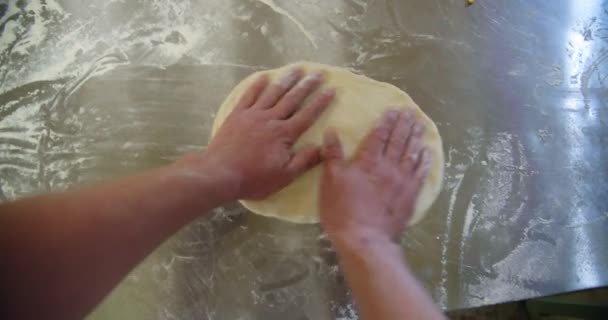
[184,68,334,202]
[319,110,432,245]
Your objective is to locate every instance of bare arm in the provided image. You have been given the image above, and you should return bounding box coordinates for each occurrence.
[320,111,445,320]
[0,161,232,320]
[334,235,444,320]
[0,68,334,320]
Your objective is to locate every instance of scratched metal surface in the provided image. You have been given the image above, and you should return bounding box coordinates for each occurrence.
[0,0,607,318]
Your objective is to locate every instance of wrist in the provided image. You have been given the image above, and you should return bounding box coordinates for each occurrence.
[170,152,241,204]
[333,232,406,275]
[330,228,402,258]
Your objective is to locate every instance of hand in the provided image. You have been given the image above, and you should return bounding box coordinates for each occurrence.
[320,110,432,245]
[202,68,335,200]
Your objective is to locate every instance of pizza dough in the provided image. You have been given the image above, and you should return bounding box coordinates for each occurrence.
[212,62,444,225]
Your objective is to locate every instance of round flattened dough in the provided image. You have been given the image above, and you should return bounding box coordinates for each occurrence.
[212,62,444,225]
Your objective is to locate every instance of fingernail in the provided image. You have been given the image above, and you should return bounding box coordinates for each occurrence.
[324,130,339,146]
[280,69,301,87]
[409,152,419,162]
[323,87,336,96]
[310,71,323,80]
[300,72,323,86]
[402,111,414,123]
[413,123,425,134]
[423,150,433,168]
[386,110,399,121]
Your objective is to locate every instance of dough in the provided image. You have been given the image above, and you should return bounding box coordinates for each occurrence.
[212,62,444,225]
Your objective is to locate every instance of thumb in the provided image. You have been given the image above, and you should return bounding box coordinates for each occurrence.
[287,145,322,178]
[322,129,345,171]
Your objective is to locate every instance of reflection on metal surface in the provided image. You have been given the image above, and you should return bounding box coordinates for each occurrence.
[0,0,607,318]
[254,0,318,48]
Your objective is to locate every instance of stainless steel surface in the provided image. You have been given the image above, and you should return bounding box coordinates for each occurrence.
[1,0,606,318]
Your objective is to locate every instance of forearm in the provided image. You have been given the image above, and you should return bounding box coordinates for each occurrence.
[333,232,445,320]
[0,154,234,320]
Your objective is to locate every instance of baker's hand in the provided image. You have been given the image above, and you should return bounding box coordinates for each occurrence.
[320,110,432,244]
[204,69,335,200]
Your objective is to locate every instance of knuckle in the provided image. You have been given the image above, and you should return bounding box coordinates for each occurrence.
[306,105,323,119]
[269,85,284,97]
[359,155,378,169]
[394,135,408,145]
[281,94,299,107]
[278,123,292,135]
[374,126,392,140]
[297,109,316,123]
[299,80,315,92]
[316,96,329,108]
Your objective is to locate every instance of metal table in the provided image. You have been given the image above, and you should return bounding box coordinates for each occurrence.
[0,0,606,318]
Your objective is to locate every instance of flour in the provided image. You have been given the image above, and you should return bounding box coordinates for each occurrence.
[254,0,318,48]
[466,240,556,306]
[460,197,478,255]
[335,303,358,320]
[0,0,222,93]
[436,126,483,308]
[0,20,19,54]
[437,172,464,308]
[0,0,231,198]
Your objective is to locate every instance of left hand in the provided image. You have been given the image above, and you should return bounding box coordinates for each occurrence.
[201,68,335,200]
[320,110,431,244]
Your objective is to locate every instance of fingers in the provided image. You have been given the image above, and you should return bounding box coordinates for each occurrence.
[414,148,432,182]
[286,130,345,180]
[272,71,324,119]
[355,110,400,160]
[321,130,345,171]
[235,75,270,110]
[286,88,335,136]
[253,69,304,109]
[400,121,426,172]
[385,111,415,162]
[287,145,322,178]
